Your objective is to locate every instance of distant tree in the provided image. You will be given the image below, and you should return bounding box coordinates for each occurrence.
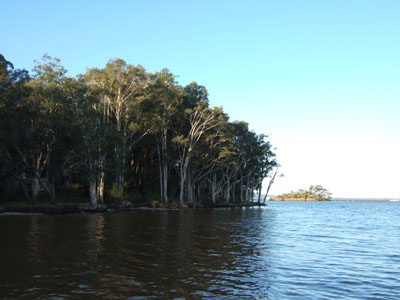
[310,185,332,201]
[276,185,332,201]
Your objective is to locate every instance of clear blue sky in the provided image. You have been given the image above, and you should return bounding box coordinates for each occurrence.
[2,0,399,198]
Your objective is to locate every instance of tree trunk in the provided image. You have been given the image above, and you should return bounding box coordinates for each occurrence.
[257,186,262,204]
[240,173,244,203]
[188,184,194,204]
[96,153,106,204]
[231,182,236,203]
[157,145,163,202]
[179,175,185,206]
[117,169,124,191]
[245,176,249,204]
[89,179,97,208]
[163,163,168,203]
[179,155,191,206]
[162,130,168,203]
[263,168,278,204]
[50,180,55,204]
[98,171,105,204]
[249,187,254,204]
[209,173,217,204]
[117,138,126,191]
[46,153,56,204]
[179,163,185,206]
[196,183,201,206]
[187,170,194,204]
[31,175,40,203]
[225,178,230,203]
[39,177,56,204]
[22,180,32,204]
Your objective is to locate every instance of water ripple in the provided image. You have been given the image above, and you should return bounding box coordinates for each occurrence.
[0,202,399,299]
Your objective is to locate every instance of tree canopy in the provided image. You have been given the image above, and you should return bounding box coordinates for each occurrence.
[274,185,332,201]
[0,54,278,207]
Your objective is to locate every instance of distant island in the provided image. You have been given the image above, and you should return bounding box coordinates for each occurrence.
[271,185,332,201]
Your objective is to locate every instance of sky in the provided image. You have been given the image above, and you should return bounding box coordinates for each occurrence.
[2,0,399,198]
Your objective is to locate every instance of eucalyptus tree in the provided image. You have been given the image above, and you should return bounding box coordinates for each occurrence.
[214,121,276,204]
[276,185,332,201]
[9,55,68,203]
[248,134,277,203]
[63,76,118,207]
[181,110,230,204]
[262,167,280,204]
[173,99,224,206]
[84,59,150,195]
[219,138,240,203]
[146,69,183,203]
[221,121,252,203]
[234,123,260,203]
[1,54,280,206]
[0,54,13,86]
[238,133,277,204]
[310,185,332,201]
[0,55,31,201]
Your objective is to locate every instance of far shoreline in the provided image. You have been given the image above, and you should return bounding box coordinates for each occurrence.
[269,197,329,202]
[268,198,400,202]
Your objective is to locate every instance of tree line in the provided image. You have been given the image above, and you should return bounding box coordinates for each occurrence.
[273,185,332,201]
[0,54,278,207]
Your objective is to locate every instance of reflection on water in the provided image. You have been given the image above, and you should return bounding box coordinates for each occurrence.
[0,202,400,299]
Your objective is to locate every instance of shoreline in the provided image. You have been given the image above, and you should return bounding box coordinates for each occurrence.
[269,197,329,201]
[0,202,266,216]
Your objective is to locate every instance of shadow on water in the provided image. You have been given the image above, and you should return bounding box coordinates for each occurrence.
[0,207,275,299]
[2,202,400,299]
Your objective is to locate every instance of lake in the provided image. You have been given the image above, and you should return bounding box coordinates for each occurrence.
[0,201,399,299]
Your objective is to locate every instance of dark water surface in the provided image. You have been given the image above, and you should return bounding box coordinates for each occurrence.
[1,201,400,299]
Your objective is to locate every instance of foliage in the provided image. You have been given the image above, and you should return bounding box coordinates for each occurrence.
[0,54,278,207]
[278,185,332,201]
[110,183,124,202]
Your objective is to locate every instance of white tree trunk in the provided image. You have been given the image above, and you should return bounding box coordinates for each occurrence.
[231,183,236,203]
[157,145,164,202]
[209,173,217,204]
[225,179,230,203]
[97,153,106,203]
[98,171,105,204]
[245,176,249,204]
[263,168,279,204]
[179,175,185,206]
[162,130,168,203]
[117,137,126,191]
[240,173,244,203]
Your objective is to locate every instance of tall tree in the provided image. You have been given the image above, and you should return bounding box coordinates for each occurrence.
[0,55,31,201]
[173,98,222,206]
[64,76,111,207]
[1,55,279,207]
[146,69,183,203]
[9,55,67,203]
[84,59,149,195]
